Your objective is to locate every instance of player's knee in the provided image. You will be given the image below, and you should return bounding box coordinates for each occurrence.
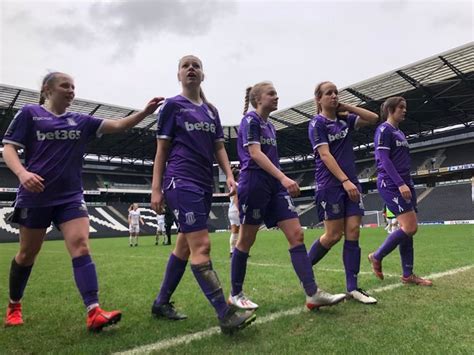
[16,250,38,265]
[403,224,417,236]
[326,230,343,245]
[287,227,304,245]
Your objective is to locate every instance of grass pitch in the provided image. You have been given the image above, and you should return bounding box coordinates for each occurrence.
[0,224,473,354]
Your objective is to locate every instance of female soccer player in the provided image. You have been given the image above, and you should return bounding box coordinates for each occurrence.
[368,97,432,286]
[228,166,240,257]
[307,81,379,304]
[150,55,255,334]
[128,203,144,247]
[2,71,163,331]
[229,82,346,311]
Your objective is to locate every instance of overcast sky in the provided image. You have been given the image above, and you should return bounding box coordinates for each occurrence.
[1,0,472,126]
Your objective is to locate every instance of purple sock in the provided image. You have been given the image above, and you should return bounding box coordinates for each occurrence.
[155,253,188,305]
[191,261,230,320]
[289,244,317,297]
[9,258,33,302]
[374,229,409,261]
[72,255,99,309]
[230,248,249,296]
[343,240,360,292]
[399,236,414,277]
[308,238,330,265]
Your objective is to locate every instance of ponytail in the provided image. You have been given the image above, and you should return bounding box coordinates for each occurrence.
[39,72,61,105]
[199,87,218,118]
[242,86,252,115]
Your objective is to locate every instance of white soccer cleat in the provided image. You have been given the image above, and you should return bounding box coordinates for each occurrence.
[305,289,346,311]
[347,288,377,304]
[228,292,259,310]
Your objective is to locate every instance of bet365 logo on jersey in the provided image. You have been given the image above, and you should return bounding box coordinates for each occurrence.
[184,121,216,133]
[36,130,81,141]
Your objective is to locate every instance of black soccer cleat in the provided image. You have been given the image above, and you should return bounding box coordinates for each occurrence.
[151,302,187,320]
[219,307,256,335]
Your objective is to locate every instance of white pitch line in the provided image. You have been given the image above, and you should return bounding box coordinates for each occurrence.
[114,264,474,355]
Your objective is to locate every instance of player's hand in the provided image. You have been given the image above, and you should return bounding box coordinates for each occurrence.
[18,171,44,193]
[398,184,412,202]
[151,189,164,213]
[281,176,300,197]
[342,180,360,202]
[227,177,237,196]
[143,97,165,115]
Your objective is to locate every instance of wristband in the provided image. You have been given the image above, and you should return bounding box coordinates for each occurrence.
[341,178,349,183]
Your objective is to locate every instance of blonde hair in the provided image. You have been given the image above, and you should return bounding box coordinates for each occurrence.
[313,81,331,114]
[39,72,65,105]
[242,81,273,115]
[178,55,218,116]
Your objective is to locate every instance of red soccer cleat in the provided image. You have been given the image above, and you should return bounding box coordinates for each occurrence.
[368,253,384,280]
[401,274,433,286]
[86,307,122,332]
[5,302,23,327]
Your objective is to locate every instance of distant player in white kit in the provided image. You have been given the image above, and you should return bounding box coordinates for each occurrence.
[128,203,144,247]
[156,209,166,245]
[228,167,240,256]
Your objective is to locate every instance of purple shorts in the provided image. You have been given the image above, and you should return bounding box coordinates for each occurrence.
[238,170,298,228]
[10,201,89,229]
[315,184,364,221]
[163,178,212,233]
[377,178,417,216]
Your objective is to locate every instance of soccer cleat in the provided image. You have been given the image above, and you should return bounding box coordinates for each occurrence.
[401,274,433,286]
[151,302,187,320]
[219,307,256,335]
[347,288,377,304]
[305,289,346,311]
[86,307,122,332]
[368,253,384,280]
[4,302,23,327]
[228,292,259,310]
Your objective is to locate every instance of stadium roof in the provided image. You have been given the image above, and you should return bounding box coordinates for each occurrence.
[245,41,474,161]
[1,42,473,163]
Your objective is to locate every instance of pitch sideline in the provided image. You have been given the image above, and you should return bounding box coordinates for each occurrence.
[114,264,473,355]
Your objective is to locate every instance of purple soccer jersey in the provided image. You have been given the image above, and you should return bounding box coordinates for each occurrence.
[156,95,224,192]
[237,111,280,172]
[374,122,412,186]
[308,113,359,190]
[2,104,103,208]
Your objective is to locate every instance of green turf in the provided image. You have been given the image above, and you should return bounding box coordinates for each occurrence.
[0,225,473,354]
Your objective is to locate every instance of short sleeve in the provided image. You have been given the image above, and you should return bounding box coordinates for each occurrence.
[2,107,30,148]
[213,109,225,142]
[84,115,104,138]
[156,99,176,140]
[346,113,359,131]
[310,119,328,151]
[375,125,392,150]
[242,116,261,147]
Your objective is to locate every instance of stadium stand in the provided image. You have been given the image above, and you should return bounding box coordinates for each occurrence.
[1,43,473,242]
[417,183,473,222]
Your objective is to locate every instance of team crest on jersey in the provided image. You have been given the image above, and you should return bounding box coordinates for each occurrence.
[207,108,216,120]
[252,209,261,220]
[185,212,196,225]
[331,204,340,214]
[66,117,77,126]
